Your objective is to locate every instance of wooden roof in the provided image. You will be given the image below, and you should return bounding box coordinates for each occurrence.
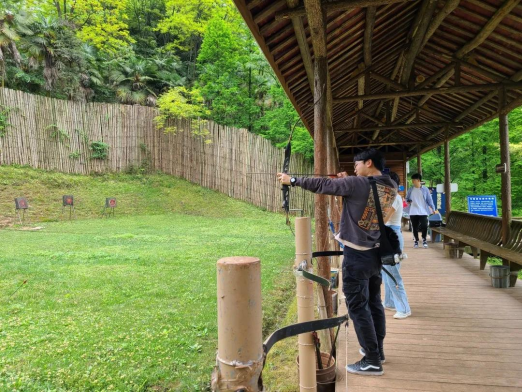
[234,0,522,159]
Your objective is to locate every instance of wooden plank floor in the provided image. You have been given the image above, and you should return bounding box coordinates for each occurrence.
[335,233,522,392]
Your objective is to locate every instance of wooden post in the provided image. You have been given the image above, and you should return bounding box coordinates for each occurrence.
[213,257,263,392]
[444,137,451,219]
[313,57,333,318]
[304,0,333,318]
[498,88,512,245]
[416,150,422,175]
[295,217,317,392]
[499,89,521,287]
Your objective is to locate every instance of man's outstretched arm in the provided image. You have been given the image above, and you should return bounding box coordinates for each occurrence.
[277,172,354,197]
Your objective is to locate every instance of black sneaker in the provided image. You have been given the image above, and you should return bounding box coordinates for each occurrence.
[346,357,383,376]
[413,241,419,248]
[359,347,386,363]
[422,240,428,248]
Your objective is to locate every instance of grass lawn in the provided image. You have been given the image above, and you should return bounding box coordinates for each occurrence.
[0,166,298,391]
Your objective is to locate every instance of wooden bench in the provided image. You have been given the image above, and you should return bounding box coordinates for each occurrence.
[431,211,522,287]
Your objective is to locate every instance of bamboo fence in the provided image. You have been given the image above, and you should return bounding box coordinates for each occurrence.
[0,88,314,215]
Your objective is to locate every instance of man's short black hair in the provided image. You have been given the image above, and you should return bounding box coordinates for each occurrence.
[411,173,422,181]
[353,148,385,171]
[390,172,400,186]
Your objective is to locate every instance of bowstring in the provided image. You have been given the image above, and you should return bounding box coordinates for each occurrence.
[283,83,328,235]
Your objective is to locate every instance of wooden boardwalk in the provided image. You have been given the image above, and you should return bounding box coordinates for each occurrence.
[335,233,522,392]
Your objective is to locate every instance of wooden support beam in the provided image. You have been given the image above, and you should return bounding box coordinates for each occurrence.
[332,44,408,95]
[454,62,461,86]
[421,0,461,48]
[417,151,422,175]
[400,0,438,85]
[405,68,456,124]
[416,62,455,89]
[275,0,414,20]
[335,121,457,132]
[333,99,382,126]
[364,6,376,67]
[303,0,333,321]
[339,141,421,148]
[498,88,512,245]
[358,5,376,121]
[304,0,326,57]
[333,81,522,103]
[428,70,523,140]
[287,0,314,93]
[380,48,404,129]
[427,52,513,83]
[455,0,521,59]
[357,63,366,111]
[444,134,451,216]
[360,112,385,126]
[369,72,404,90]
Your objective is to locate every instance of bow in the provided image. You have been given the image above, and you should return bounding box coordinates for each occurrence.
[281,122,297,233]
[281,129,294,227]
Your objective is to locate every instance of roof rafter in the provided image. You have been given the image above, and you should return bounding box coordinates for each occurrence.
[275,0,415,20]
[334,81,522,103]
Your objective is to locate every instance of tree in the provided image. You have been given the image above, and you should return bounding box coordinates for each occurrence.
[255,84,313,160]
[27,0,134,54]
[125,0,168,56]
[196,15,266,130]
[0,9,33,86]
[157,0,234,80]
[107,54,182,105]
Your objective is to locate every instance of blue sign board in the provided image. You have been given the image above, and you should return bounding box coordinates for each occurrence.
[467,195,498,217]
[429,187,446,216]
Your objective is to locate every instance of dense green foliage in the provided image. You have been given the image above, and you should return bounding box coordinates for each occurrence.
[409,107,522,217]
[0,166,296,391]
[0,0,313,157]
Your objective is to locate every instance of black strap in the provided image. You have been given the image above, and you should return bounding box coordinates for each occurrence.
[298,269,331,287]
[368,177,400,287]
[312,251,344,258]
[381,266,398,287]
[263,314,349,356]
[368,177,394,253]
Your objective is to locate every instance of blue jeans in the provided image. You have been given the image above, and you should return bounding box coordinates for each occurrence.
[383,225,411,314]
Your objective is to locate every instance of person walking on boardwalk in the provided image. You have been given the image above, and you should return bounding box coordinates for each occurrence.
[405,173,437,249]
[382,172,411,320]
[277,148,397,376]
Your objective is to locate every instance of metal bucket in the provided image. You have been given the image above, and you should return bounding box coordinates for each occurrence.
[489,265,510,288]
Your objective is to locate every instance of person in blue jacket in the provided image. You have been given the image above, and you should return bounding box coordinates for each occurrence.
[405,173,437,248]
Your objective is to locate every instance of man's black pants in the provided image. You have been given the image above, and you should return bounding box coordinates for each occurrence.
[342,246,386,362]
[410,214,428,242]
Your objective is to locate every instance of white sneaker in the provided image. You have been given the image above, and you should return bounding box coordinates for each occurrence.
[383,305,395,311]
[393,311,411,319]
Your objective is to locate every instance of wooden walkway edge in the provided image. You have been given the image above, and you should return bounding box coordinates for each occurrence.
[335,233,522,392]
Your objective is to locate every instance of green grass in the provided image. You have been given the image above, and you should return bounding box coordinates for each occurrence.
[0,165,273,224]
[0,166,298,391]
